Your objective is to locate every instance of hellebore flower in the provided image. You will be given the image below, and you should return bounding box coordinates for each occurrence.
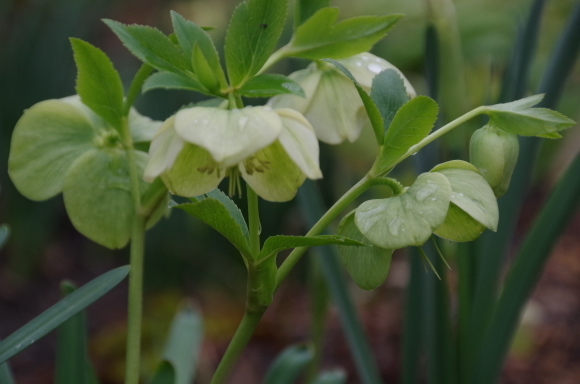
[144,106,322,202]
[269,52,416,145]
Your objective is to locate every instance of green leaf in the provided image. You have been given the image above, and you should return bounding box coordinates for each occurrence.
[338,212,393,290]
[484,95,575,137]
[176,190,252,258]
[62,148,148,249]
[225,0,288,86]
[103,20,190,74]
[322,59,384,144]
[287,8,402,60]
[375,96,439,174]
[239,74,305,98]
[142,71,209,94]
[0,225,9,251]
[370,68,409,131]
[192,43,221,93]
[150,362,176,384]
[258,235,366,262]
[0,362,15,384]
[295,0,330,28]
[312,370,347,384]
[55,282,99,384]
[8,99,96,201]
[161,303,203,384]
[431,160,499,242]
[263,344,314,384]
[355,173,451,249]
[0,266,130,364]
[70,38,125,132]
[171,11,226,87]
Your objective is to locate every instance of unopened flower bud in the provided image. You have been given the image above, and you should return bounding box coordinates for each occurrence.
[469,124,519,198]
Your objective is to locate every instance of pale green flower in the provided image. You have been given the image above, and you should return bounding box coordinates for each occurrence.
[144,106,322,202]
[269,52,416,144]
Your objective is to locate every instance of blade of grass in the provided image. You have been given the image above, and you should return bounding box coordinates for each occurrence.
[55,282,99,384]
[0,362,14,384]
[263,344,314,384]
[469,0,546,361]
[456,242,475,384]
[305,255,329,383]
[472,149,580,384]
[0,266,130,363]
[297,180,383,384]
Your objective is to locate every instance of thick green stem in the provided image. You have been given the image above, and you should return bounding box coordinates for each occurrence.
[275,176,401,288]
[209,310,265,384]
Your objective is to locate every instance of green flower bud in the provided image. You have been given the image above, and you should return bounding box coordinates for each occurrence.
[469,123,519,198]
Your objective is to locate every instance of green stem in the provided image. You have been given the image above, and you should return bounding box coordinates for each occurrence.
[209,310,265,384]
[247,185,261,256]
[257,46,289,75]
[123,64,153,115]
[305,254,329,383]
[275,176,401,288]
[375,106,486,175]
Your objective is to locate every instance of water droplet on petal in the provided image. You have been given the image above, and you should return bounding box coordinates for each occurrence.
[416,185,437,201]
[388,218,402,237]
[238,116,249,127]
[368,63,382,74]
[356,61,363,66]
[431,197,437,201]
[458,192,464,197]
[202,119,209,124]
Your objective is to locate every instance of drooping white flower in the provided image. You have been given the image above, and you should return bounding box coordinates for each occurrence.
[144,106,322,202]
[269,52,416,145]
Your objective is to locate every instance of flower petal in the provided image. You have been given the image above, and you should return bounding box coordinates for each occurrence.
[239,141,306,202]
[339,53,416,97]
[128,108,163,143]
[162,143,225,197]
[304,70,367,144]
[275,108,322,179]
[268,65,322,113]
[174,106,282,168]
[143,116,185,182]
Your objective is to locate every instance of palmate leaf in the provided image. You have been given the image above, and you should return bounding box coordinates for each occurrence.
[104,20,190,74]
[239,74,305,98]
[176,189,252,259]
[286,8,402,60]
[258,235,366,262]
[225,0,288,87]
[71,38,125,132]
[0,266,130,364]
[374,96,439,175]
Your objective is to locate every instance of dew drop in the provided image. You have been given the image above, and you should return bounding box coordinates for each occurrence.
[367,63,382,74]
[374,57,383,63]
[458,192,464,197]
[238,116,249,127]
[356,61,363,66]
[416,186,437,201]
[431,197,437,201]
[201,119,209,124]
[15,344,22,350]
[388,218,402,237]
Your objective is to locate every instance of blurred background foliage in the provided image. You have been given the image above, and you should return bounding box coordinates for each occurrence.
[0,0,579,383]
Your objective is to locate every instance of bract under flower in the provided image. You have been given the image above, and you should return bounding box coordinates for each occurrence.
[269,52,416,145]
[145,106,322,202]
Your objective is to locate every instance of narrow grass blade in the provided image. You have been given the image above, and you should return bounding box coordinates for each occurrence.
[305,255,329,383]
[0,362,14,384]
[472,150,580,384]
[470,0,547,357]
[161,303,203,384]
[263,344,313,384]
[55,281,99,384]
[297,180,383,384]
[0,266,130,363]
[400,252,425,384]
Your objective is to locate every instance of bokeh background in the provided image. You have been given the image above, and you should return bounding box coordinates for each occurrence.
[1,0,579,383]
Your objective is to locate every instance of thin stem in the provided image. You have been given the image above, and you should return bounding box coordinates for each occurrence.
[124,64,153,115]
[257,46,289,75]
[209,310,265,384]
[276,175,401,288]
[246,185,261,256]
[379,106,486,174]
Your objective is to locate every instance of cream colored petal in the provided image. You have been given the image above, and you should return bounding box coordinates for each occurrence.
[175,106,282,168]
[304,70,367,144]
[128,108,162,143]
[339,53,417,97]
[143,116,184,182]
[268,64,322,113]
[275,108,322,179]
[162,143,225,197]
[239,141,306,202]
